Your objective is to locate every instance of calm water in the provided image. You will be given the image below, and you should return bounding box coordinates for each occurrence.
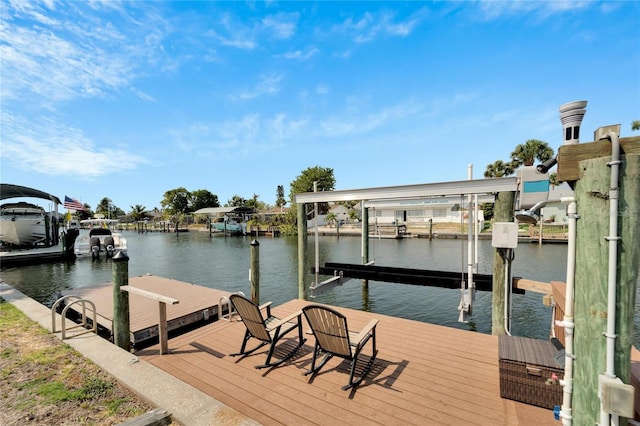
[2,230,638,345]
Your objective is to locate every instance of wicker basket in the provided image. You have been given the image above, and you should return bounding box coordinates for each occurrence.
[499,335,564,409]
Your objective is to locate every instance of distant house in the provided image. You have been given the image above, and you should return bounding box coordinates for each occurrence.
[362,195,491,227]
[261,206,290,223]
[329,204,349,224]
[539,183,574,223]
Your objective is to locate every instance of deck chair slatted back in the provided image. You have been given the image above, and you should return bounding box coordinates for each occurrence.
[303,306,351,357]
[231,295,271,342]
[303,305,379,390]
[229,294,305,369]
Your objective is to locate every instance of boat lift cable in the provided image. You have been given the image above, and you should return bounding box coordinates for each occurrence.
[499,247,515,335]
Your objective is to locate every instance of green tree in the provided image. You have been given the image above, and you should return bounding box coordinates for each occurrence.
[161,187,191,215]
[289,166,336,200]
[325,211,337,227]
[191,189,219,211]
[348,208,360,223]
[226,195,246,207]
[484,160,517,178]
[247,193,266,211]
[289,166,336,215]
[510,139,554,167]
[95,197,122,218]
[95,197,112,216]
[275,185,287,209]
[632,120,640,131]
[129,205,147,221]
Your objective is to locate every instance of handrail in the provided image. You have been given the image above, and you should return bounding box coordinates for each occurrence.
[120,285,179,355]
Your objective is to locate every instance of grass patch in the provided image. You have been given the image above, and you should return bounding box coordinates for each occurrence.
[0,299,156,425]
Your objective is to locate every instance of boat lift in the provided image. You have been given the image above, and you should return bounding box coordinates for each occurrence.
[295,176,519,322]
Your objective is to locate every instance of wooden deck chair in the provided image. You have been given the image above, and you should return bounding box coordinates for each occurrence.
[302,305,379,390]
[229,294,306,369]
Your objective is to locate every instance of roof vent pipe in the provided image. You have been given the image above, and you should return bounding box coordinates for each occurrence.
[559,100,587,145]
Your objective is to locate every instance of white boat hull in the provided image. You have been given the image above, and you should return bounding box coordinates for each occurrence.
[211,217,246,234]
[0,203,47,246]
[73,219,127,258]
[74,232,127,258]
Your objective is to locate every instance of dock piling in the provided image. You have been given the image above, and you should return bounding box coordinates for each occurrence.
[112,251,131,351]
[491,190,515,336]
[250,239,260,305]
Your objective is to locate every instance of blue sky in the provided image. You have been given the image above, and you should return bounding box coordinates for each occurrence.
[1,1,638,213]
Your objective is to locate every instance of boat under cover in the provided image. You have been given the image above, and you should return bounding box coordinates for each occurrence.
[0,202,47,246]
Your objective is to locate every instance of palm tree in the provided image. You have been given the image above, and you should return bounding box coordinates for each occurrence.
[325,212,337,228]
[130,205,147,221]
[510,139,554,167]
[484,160,517,178]
[348,209,359,224]
[632,120,640,131]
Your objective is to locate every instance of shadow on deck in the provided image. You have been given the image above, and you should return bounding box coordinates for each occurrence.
[138,299,556,425]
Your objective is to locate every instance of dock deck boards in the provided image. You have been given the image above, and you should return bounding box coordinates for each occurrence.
[138,299,555,425]
[60,275,233,345]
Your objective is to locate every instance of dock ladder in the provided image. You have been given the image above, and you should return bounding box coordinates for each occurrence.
[51,295,97,339]
[218,291,245,321]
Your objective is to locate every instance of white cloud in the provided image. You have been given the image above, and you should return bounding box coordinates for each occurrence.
[0,1,167,107]
[0,113,146,177]
[333,9,426,44]
[477,0,594,20]
[230,74,283,100]
[278,47,320,60]
[320,99,423,137]
[262,12,299,39]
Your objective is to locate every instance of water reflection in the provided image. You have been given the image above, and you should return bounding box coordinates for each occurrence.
[2,230,634,345]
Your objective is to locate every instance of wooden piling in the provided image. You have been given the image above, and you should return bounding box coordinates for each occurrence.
[571,153,639,424]
[250,239,260,305]
[297,203,307,299]
[491,191,515,335]
[112,251,130,351]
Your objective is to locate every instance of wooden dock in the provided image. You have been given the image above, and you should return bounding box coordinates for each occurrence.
[0,245,71,267]
[138,299,555,425]
[59,275,234,347]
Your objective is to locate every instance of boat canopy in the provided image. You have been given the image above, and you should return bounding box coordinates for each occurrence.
[0,183,62,205]
[193,206,255,216]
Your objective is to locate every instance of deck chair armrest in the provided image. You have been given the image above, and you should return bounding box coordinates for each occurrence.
[259,301,273,316]
[353,319,378,343]
[266,310,302,331]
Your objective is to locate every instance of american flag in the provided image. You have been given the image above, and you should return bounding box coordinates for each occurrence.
[63,196,86,211]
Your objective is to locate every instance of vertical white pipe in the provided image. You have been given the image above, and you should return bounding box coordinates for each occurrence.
[560,198,577,426]
[313,181,319,289]
[474,193,479,274]
[504,249,512,335]
[467,164,474,309]
[600,132,621,426]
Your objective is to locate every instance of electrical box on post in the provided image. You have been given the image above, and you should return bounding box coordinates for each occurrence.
[492,222,519,249]
[517,165,549,210]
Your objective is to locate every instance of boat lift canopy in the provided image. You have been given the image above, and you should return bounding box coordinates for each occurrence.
[1,183,62,205]
[293,177,520,322]
[193,206,255,216]
[293,177,517,204]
